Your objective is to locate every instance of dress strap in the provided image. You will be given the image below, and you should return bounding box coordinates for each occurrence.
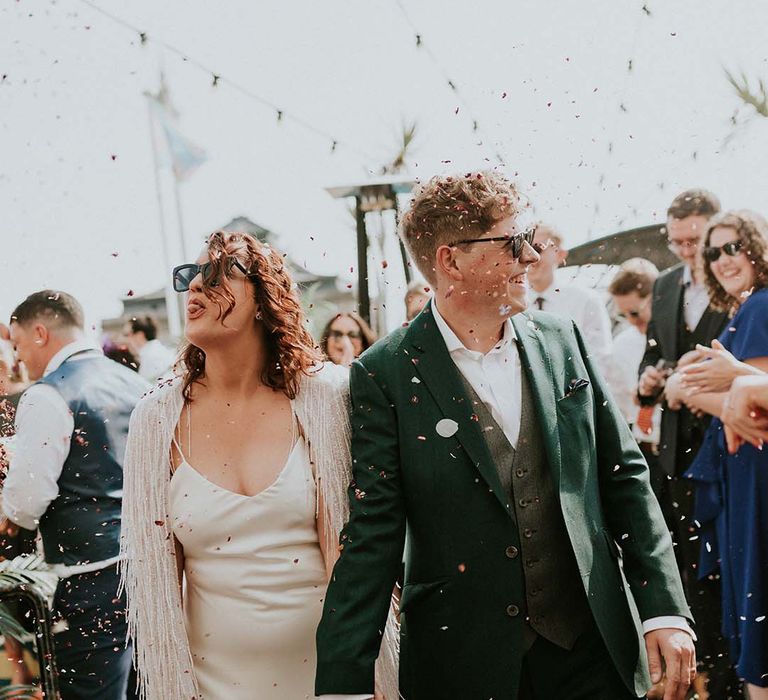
[170,403,191,470]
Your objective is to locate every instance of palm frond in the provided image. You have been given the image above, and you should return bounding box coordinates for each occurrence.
[0,684,41,699]
[725,69,768,117]
[382,120,419,174]
[0,554,57,642]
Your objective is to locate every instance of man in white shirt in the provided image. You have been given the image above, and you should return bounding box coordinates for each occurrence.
[316,172,695,700]
[4,290,148,699]
[123,315,176,383]
[526,223,613,377]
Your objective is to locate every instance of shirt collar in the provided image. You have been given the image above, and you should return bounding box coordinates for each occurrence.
[43,339,102,377]
[431,300,516,358]
[682,265,704,289]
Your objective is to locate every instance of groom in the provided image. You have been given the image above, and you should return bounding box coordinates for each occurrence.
[316,172,695,700]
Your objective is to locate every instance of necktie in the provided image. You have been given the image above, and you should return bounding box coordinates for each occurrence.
[534,297,545,311]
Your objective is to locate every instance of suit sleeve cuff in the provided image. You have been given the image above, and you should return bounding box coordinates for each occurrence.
[642,615,697,641]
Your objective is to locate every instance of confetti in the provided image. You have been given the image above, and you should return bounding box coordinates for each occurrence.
[436,418,459,438]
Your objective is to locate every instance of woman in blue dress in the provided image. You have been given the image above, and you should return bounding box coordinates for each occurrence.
[666,209,768,697]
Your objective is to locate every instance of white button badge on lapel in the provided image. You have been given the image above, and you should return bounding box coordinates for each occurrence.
[436,418,459,438]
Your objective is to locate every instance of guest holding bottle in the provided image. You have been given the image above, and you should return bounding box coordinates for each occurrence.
[665,210,768,697]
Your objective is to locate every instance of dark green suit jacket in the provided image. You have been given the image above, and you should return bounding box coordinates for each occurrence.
[315,303,690,699]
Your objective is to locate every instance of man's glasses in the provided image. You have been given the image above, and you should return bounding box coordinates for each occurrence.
[702,240,744,263]
[172,259,252,293]
[329,329,362,341]
[449,228,536,259]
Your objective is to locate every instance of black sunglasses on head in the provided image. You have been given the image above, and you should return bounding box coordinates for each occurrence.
[172,259,252,293]
[449,228,536,259]
[702,240,744,263]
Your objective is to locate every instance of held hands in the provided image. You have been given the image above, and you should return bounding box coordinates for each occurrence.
[679,340,756,395]
[722,374,768,453]
[644,628,696,700]
[663,373,686,411]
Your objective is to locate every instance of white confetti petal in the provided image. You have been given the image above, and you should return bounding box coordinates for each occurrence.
[436,418,459,438]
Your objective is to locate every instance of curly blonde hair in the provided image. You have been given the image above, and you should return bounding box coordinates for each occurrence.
[180,231,322,400]
[399,171,522,286]
[703,210,768,313]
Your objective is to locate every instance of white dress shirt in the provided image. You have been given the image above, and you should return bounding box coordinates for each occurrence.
[1,341,99,532]
[138,339,176,383]
[606,326,661,445]
[319,305,690,699]
[529,282,613,376]
[682,265,710,331]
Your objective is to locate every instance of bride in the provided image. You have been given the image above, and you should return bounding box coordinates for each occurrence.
[120,231,397,699]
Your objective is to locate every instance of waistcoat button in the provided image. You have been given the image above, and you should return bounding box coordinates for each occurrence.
[505,545,519,559]
[506,604,520,617]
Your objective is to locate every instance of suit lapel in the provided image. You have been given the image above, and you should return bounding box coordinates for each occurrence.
[407,304,513,518]
[511,314,563,489]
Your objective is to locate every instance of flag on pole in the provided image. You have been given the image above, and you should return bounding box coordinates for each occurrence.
[146,78,207,181]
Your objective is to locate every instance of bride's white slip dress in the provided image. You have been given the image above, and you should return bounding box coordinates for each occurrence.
[170,411,327,699]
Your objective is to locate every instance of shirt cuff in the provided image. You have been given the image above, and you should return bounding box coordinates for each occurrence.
[642,615,697,641]
[317,696,373,700]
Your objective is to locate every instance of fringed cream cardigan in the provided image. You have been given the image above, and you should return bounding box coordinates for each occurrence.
[119,363,399,700]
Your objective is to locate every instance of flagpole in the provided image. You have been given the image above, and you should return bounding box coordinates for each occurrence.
[171,172,189,263]
[146,97,183,339]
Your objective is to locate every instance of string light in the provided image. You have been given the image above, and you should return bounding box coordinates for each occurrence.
[395,0,506,164]
[74,0,378,162]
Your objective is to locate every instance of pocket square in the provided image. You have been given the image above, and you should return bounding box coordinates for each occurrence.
[564,377,590,397]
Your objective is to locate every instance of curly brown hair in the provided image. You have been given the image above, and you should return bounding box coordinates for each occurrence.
[399,171,522,286]
[180,231,322,400]
[703,210,768,313]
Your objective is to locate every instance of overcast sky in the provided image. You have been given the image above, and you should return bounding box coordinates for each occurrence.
[1,0,766,329]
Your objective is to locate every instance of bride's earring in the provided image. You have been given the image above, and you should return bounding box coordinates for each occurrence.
[255,310,262,320]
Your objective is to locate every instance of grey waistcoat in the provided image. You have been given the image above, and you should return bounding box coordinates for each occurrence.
[458,368,591,650]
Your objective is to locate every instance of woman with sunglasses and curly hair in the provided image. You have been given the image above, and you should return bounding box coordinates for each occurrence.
[665,210,768,697]
[320,311,376,368]
[119,232,397,700]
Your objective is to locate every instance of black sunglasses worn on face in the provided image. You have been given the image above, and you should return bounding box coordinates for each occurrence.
[329,329,362,341]
[172,259,252,293]
[449,228,536,259]
[702,240,744,263]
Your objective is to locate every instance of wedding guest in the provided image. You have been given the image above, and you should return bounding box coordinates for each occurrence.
[320,311,376,368]
[316,172,694,700]
[0,327,28,435]
[120,231,397,700]
[665,209,768,698]
[637,188,736,697]
[103,338,139,372]
[404,280,431,321]
[606,259,663,495]
[123,315,176,382]
[0,329,36,689]
[527,222,613,376]
[3,290,149,699]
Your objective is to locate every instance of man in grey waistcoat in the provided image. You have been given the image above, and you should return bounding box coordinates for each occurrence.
[2,290,148,699]
[316,172,695,700]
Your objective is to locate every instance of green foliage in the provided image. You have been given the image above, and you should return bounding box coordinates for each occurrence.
[726,70,768,118]
[0,685,40,699]
[0,555,56,643]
